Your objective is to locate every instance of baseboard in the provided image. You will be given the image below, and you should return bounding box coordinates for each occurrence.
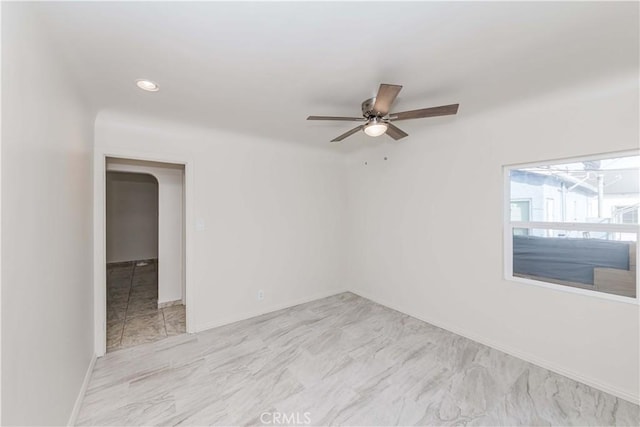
[67,353,97,426]
[349,288,640,405]
[195,288,349,333]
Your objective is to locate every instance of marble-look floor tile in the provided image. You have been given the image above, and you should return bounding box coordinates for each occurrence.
[162,305,185,322]
[106,260,185,353]
[121,312,167,348]
[78,292,639,426]
[107,289,130,304]
[132,276,156,285]
[106,321,124,351]
[107,281,130,292]
[129,284,158,299]
[126,297,160,319]
[163,305,186,336]
[107,306,127,322]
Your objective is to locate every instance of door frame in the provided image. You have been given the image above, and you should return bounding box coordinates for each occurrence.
[94,149,194,357]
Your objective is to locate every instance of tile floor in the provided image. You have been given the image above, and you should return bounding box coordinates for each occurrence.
[107,260,185,352]
[79,292,639,426]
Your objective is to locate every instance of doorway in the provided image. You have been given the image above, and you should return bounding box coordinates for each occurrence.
[105,158,186,352]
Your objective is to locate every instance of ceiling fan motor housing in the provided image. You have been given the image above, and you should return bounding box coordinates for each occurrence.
[361,97,378,117]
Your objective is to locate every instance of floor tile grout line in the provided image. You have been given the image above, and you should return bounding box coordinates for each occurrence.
[155,259,169,337]
[119,261,136,345]
[161,308,168,338]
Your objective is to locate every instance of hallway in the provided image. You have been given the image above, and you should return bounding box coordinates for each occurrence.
[107,260,186,352]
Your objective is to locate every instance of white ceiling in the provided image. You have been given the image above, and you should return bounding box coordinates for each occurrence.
[34,1,639,150]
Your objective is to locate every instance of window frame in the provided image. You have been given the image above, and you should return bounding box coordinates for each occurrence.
[503,150,640,304]
[618,206,639,225]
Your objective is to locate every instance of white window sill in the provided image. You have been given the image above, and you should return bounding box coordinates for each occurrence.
[506,275,639,305]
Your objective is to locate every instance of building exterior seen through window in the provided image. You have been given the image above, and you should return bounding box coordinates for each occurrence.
[505,153,639,300]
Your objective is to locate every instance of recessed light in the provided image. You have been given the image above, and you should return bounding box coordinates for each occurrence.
[136,79,159,92]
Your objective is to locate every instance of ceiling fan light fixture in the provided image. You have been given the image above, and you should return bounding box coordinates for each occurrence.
[364,120,388,137]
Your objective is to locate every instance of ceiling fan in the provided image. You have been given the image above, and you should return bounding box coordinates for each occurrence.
[307,84,459,142]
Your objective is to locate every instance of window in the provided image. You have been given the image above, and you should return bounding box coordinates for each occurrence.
[617,206,639,225]
[504,152,639,301]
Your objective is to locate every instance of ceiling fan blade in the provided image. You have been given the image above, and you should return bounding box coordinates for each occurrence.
[331,125,364,142]
[386,123,409,141]
[390,104,459,121]
[307,116,365,121]
[372,84,403,116]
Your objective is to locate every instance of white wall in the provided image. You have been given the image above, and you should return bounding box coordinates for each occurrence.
[95,113,347,334]
[106,159,184,304]
[346,73,640,403]
[1,3,95,425]
[106,172,158,264]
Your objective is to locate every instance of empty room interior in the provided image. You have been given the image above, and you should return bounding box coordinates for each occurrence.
[1,1,639,426]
